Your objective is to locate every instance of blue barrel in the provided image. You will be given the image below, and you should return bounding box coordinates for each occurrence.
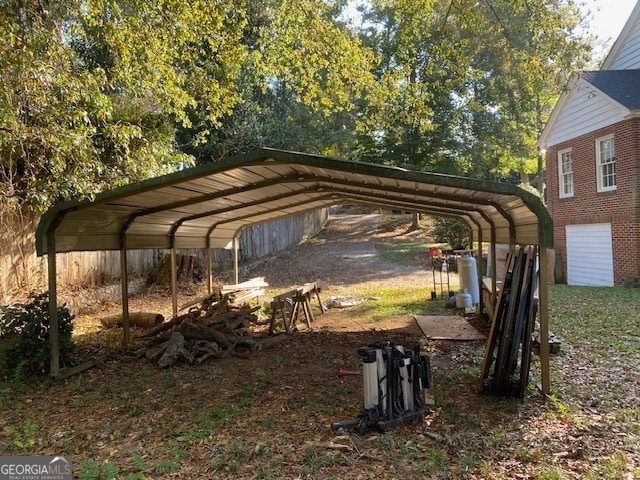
[458,256,480,305]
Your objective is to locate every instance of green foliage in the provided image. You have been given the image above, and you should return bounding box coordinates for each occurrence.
[78,459,119,480]
[353,0,593,182]
[431,217,469,250]
[190,0,376,160]
[0,292,74,379]
[3,421,38,450]
[0,0,596,215]
[0,0,246,210]
[262,0,376,114]
[130,453,148,472]
[154,461,180,475]
[78,454,177,479]
[417,445,448,475]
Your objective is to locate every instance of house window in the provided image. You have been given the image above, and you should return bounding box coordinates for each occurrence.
[558,149,573,198]
[596,135,616,192]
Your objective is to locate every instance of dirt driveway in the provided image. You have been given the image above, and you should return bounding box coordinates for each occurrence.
[246,213,432,290]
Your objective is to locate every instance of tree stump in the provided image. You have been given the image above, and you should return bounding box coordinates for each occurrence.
[155,253,206,285]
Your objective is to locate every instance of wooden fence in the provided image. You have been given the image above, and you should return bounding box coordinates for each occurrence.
[0,207,328,306]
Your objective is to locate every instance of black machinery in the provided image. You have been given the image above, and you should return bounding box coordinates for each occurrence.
[331,340,433,434]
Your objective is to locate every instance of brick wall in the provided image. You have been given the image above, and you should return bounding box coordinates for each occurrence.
[546,118,640,284]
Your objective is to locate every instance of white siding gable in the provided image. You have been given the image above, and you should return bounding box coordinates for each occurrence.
[605,21,640,69]
[601,2,640,69]
[540,78,630,148]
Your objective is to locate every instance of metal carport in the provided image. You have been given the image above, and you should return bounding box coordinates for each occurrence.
[36,148,553,393]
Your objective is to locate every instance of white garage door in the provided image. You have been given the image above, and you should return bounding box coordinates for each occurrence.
[566,223,614,286]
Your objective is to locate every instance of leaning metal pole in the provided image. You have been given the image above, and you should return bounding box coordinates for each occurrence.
[538,239,551,396]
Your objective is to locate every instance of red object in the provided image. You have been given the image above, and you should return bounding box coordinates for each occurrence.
[337,368,360,378]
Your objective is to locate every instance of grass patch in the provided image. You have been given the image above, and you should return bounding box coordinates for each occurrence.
[376,241,430,266]
[549,285,640,356]
[548,285,640,402]
[331,284,453,322]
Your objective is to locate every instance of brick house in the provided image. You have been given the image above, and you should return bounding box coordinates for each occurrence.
[538,3,640,286]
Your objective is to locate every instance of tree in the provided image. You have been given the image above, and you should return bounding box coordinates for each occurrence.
[0,0,247,210]
[181,0,378,162]
[0,0,596,213]
[354,0,466,172]
[453,0,592,185]
[351,0,593,184]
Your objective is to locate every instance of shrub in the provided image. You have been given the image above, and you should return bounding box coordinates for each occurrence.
[0,292,75,380]
[622,275,640,288]
[431,217,469,251]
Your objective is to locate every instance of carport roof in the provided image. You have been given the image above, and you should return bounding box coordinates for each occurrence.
[36,148,552,255]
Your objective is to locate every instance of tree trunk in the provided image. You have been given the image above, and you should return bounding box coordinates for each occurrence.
[411,213,421,229]
[155,253,206,285]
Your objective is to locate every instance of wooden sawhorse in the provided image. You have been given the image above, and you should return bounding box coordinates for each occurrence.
[269,282,325,334]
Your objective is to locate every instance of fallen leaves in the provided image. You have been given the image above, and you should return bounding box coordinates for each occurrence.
[2,214,639,479]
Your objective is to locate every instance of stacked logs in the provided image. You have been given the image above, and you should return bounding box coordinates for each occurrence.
[136,291,261,368]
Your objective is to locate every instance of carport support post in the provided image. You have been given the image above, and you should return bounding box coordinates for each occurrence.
[120,242,130,346]
[171,247,178,317]
[490,228,497,310]
[476,228,483,315]
[47,236,60,377]
[206,239,212,294]
[538,243,551,396]
[232,236,239,285]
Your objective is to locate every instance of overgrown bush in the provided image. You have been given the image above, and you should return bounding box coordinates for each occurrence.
[0,292,75,380]
[431,217,469,251]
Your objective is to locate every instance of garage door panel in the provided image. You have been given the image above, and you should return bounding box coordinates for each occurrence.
[566,224,613,286]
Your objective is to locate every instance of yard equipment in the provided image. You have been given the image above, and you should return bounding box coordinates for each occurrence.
[331,340,432,434]
[429,249,451,300]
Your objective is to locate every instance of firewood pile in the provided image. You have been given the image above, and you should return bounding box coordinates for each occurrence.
[135,278,268,368]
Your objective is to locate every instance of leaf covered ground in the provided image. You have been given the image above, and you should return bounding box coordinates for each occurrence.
[1,212,639,479]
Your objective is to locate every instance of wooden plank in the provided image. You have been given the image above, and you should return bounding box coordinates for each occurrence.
[232,288,265,305]
[506,247,535,389]
[519,245,539,397]
[221,277,269,294]
[494,248,528,394]
[479,250,514,391]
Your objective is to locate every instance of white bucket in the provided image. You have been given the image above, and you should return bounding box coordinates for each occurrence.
[455,292,472,309]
